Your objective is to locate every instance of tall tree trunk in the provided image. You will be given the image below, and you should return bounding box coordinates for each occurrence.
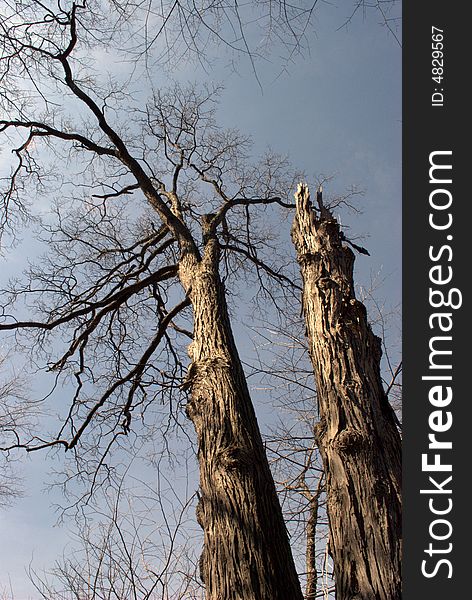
[180,238,304,600]
[291,184,402,600]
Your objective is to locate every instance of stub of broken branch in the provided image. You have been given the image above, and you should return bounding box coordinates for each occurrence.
[295,182,312,213]
[292,183,316,255]
[293,183,371,258]
[292,183,339,257]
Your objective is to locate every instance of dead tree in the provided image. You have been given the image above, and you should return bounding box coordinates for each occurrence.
[291,184,402,600]
[0,3,306,595]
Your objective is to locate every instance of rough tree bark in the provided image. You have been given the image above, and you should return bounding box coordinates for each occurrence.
[291,184,402,600]
[180,234,304,600]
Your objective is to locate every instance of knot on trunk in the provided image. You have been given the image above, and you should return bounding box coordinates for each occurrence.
[215,445,254,472]
[348,298,368,321]
[372,333,383,363]
[187,340,196,360]
[196,494,206,528]
[333,427,366,454]
[314,418,327,446]
[297,251,320,266]
[183,356,232,392]
[199,546,207,584]
[316,275,334,290]
[185,396,198,420]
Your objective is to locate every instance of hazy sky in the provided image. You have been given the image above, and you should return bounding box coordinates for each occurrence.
[0,3,401,597]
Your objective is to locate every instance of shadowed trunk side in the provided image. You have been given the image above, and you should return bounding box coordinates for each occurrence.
[180,237,304,600]
[291,184,402,600]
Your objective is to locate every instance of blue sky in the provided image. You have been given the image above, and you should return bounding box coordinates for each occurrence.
[0,3,401,596]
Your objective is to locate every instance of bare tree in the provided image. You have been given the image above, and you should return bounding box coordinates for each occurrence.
[0,3,401,598]
[291,183,402,600]
[251,267,402,599]
[0,2,308,595]
[339,0,401,47]
[28,470,205,600]
[244,180,400,599]
[0,356,37,506]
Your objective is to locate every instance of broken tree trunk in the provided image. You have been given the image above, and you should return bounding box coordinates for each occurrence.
[291,184,402,600]
[180,237,304,600]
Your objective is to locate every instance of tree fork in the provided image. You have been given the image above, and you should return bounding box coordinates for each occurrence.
[181,239,304,600]
[291,184,402,600]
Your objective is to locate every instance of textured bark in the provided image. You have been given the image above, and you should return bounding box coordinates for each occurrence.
[291,185,402,600]
[180,238,304,600]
